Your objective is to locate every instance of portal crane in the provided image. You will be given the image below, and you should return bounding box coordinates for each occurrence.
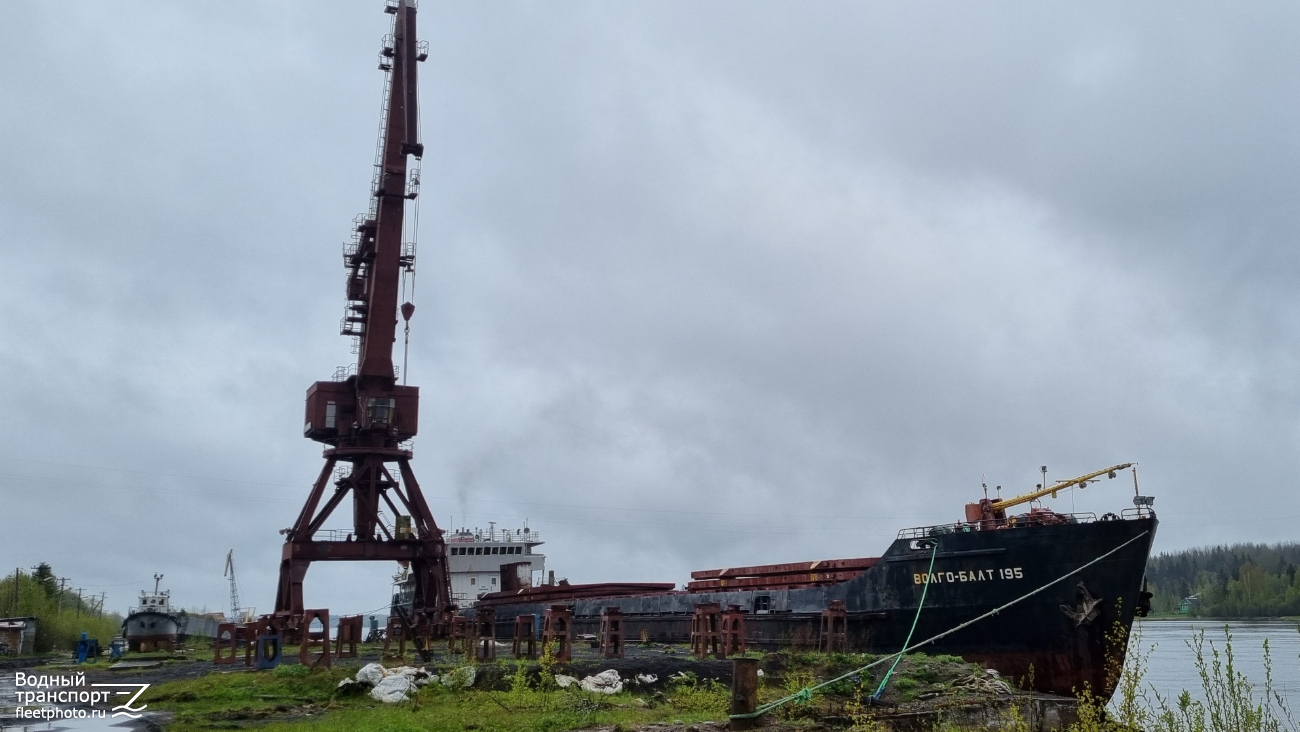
[275,0,451,637]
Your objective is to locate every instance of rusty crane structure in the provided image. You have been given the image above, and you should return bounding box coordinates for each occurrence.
[274,0,451,640]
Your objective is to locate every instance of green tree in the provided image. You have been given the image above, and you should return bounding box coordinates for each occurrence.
[31,563,57,598]
[0,564,122,654]
[1146,542,1300,618]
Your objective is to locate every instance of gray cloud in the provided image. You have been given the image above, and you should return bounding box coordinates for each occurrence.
[3,1,1297,615]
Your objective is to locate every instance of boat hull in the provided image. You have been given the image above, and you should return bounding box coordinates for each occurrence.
[123,610,180,652]
[476,515,1156,698]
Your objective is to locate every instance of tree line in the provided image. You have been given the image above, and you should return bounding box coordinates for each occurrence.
[1145,542,1300,617]
[0,563,123,653]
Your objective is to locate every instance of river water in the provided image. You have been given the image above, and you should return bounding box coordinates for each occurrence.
[1134,618,1300,705]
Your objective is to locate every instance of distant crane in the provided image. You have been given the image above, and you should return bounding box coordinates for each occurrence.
[224,551,242,623]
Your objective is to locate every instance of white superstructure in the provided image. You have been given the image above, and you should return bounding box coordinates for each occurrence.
[446,523,545,603]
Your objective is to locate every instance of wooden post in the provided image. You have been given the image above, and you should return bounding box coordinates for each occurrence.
[730,657,759,730]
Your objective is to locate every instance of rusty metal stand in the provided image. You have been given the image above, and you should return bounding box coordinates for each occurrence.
[541,605,572,662]
[599,607,624,659]
[299,609,331,669]
[819,600,847,653]
[721,604,746,657]
[512,614,536,659]
[214,623,239,665]
[382,615,407,660]
[261,614,294,645]
[692,603,723,659]
[447,615,469,655]
[335,615,362,659]
[474,608,496,661]
[241,621,264,667]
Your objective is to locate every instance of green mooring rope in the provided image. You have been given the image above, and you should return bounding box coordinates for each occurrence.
[872,541,938,699]
[728,528,1151,721]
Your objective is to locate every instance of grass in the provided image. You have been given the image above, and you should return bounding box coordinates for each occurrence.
[142,657,730,732]
[146,628,1300,732]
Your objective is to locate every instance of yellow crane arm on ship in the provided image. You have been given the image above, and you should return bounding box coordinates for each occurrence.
[989,463,1134,511]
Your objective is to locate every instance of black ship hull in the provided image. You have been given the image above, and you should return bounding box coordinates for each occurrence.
[476,514,1157,698]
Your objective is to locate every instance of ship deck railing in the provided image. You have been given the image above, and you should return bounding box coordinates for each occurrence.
[448,530,541,543]
[896,507,1154,540]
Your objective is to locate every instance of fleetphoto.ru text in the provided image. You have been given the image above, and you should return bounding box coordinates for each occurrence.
[12,671,149,721]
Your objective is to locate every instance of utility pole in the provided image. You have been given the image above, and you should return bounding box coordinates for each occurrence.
[96,593,106,618]
[56,577,69,616]
[75,588,84,616]
[29,565,45,612]
[10,568,19,616]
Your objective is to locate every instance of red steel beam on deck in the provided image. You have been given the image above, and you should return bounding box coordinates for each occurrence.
[685,569,867,592]
[690,557,878,581]
[476,582,676,607]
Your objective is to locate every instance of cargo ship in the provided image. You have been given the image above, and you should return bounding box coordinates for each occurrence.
[468,464,1157,699]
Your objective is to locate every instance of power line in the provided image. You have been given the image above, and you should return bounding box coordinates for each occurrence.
[0,456,302,489]
[0,469,937,522]
[78,578,155,588]
[6,454,1287,530]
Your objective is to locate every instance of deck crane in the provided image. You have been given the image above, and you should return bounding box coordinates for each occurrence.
[274,0,452,641]
[965,463,1139,526]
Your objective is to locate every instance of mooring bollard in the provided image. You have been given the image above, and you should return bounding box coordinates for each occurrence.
[730,657,759,730]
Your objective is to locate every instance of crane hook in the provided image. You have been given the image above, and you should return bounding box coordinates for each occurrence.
[401,302,415,321]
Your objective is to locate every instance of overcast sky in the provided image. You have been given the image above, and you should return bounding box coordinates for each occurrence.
[3,1,1299,617]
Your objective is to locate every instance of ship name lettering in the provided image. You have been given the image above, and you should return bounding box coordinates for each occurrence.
[913,567,1023,585]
